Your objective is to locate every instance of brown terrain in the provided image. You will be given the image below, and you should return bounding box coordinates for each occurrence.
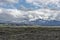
[0,27,60,40]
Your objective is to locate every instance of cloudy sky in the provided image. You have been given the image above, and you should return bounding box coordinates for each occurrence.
[0,0,60,22]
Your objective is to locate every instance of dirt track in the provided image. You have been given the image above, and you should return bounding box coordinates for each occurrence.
[0,27,60,40]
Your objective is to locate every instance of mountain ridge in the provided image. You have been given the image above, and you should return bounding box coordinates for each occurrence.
[0,19,60,26]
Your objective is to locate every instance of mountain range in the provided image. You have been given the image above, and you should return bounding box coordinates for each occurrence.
[0,19,60,26]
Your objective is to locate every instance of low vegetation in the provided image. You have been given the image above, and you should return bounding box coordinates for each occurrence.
[0,24,60,40]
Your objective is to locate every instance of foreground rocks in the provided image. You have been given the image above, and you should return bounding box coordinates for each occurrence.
[0,27,60,40]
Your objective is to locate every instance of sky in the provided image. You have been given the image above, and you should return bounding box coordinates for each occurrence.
[0,0,60,22]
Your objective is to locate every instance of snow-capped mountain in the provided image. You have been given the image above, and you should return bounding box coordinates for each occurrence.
[0,19,60,26]
[29,19,60,26]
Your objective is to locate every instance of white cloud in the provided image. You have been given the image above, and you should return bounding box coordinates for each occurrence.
[0,0,60,24]
[6,0,18,3]
[0,8,24,22]
[0,0,19,9]
[26,9,60,21]
[26,0,59,4]
[0,8,60,23]
[26,0,60,9]
[0,0,19,3]
[0,0,19,7]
